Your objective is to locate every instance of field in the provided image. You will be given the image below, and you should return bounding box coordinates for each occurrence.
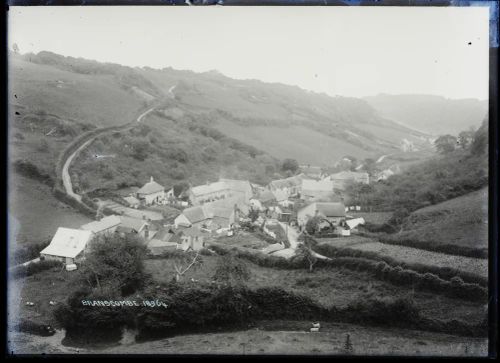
[398,188,488,250]
[144,253,485,323]
[317,236,488,278]
[8,322,488,356]
[8,174,91,245]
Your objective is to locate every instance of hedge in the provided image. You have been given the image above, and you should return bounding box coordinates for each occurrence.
[55,284,487,343]
[312,243,487,287]
[10,260,63,279]
[209,243,487,303]
[359,231,488,259]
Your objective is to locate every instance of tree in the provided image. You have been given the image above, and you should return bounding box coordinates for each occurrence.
[170,250,203,282]
[305,216,322,235]
[295,237,318,273]
[281,158,299,174]
[81,233,148,295]
[362,158,377,175]
[470,119,488,156]
[12,43,20,54]
[457,129,475,149]
[212,252,251,287]
[434,135,457,154]
[248,208,260,222]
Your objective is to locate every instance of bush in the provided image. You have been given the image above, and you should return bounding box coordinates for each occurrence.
[10,260,62,279]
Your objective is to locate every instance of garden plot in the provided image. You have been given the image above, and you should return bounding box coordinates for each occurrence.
[319,236,487,278]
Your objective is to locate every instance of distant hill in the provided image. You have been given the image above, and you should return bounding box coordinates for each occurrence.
[364,94,488,136]
[140,68,433,165]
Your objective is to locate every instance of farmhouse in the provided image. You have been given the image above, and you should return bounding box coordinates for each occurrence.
[136,176,165,206]
[80,215,121,236]
[297,202,346,228]
[268,174,304,198]
[211,207,235,230]
[329,171,369,190]
[219,178,253,201]
[301,178,336,202]
[40,228,94,265]
[257,189,277,206]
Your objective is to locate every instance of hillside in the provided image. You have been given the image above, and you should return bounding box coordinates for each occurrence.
[397,188,488,252]
[364,94,488,136]
[141,68,435,165]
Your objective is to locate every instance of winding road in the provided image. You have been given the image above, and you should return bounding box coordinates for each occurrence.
[61,103,159,203]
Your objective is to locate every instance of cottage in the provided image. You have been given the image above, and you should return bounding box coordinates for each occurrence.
[188,179,252,206]
[211,207,235,231]
[267,174,304,198]
[80,215,121,236]
[174,205,212,229]
[301,178,336,202]
[329,171,369,190]
[257,189,277,207]
[136,176,165,205]
[297,202,346,228]
[40,228,94,265]
[179,227,206,251]
[147,228,182,255]
[116,216,150,239]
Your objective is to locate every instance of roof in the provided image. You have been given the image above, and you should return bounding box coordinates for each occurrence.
[147,239,178,248]
[346,217,365,229]
[182,206,211,224]
[272,189,288,202]
[258,190,276,203]
[302,178,334,192]
[211,207,234,219]
[119,216,148,232]
[212,216,231,229]
[153,228,182,243]
[182,227,206,237]
[123,196,140,205]
[190,181,228,197]
[137,177,164,195]
[80,215,121,234]
[314,202,346,218]
[330,171,369,181]
[269,174,304,190]
[301,165,323,175]
[219,179,252,194]
[40,228,93,259]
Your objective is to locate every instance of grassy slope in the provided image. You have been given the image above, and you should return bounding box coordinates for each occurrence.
[9,56,145,126]
[397,188,488,250]
[8,174,92,245]
[141,68,433,165]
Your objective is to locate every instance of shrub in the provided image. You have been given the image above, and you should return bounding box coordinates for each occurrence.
[10,260,62,279]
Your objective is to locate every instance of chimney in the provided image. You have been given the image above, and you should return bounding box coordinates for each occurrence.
[150,176,154,183]
[144,224,149,239]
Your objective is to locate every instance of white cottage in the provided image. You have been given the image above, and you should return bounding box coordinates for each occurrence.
[137,176,165,205]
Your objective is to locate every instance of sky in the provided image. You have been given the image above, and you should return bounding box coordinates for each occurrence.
[8,6,490,100]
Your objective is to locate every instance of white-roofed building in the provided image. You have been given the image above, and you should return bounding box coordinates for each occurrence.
[188,179,252,206]
[40,228,94,265]
[80,215,121,236]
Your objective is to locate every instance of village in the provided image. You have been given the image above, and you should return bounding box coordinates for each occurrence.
[36,166,373,271]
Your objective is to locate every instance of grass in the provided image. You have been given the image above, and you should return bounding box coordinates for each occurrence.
[8,174,92,245]
[144,254,486,324]
[9,320,488,356]
[9,56,146,127]
[398,188,488,251]
[318,236,487,278]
